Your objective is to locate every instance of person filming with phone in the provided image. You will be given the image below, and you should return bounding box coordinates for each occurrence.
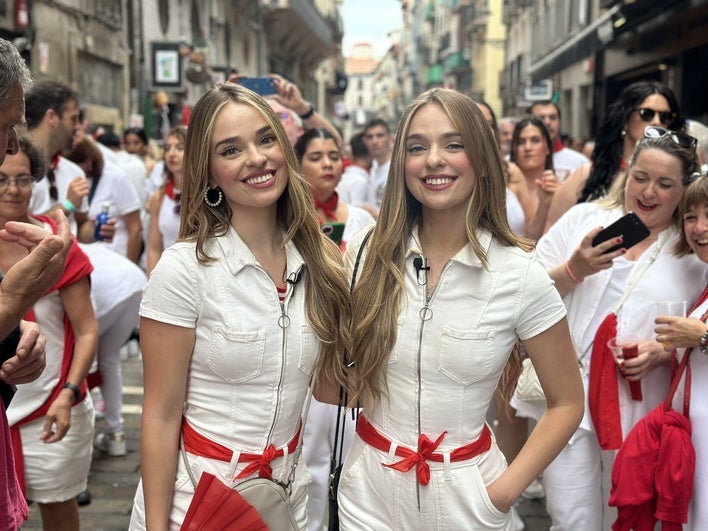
[512,126,707,529]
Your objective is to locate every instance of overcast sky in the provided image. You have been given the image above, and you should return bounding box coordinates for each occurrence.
[341,0,402,58]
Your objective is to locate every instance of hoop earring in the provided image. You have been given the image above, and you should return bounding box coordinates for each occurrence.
[204,186,223,207]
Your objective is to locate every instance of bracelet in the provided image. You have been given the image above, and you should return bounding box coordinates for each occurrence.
[700,329,708,355]
[62,382,82,402]
[564,261,583,283]
[61,198,76,214]
[298,105,314,120]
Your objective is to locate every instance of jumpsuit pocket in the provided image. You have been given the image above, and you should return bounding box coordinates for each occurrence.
[298,326,319,376]
[207,326,265,383]
[472,465,509,520]
[439,328,495,385]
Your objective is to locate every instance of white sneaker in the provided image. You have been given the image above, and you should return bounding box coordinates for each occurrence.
[520,477,545,500]
[94,431,127,457]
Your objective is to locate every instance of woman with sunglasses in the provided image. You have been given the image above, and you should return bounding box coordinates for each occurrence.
[655,171,708,529]
[545,81,685,231]
[512,129,705,529]
[146,125,187,276]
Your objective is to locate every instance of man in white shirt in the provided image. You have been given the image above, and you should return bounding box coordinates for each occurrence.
[362,118,393,217]
[337,132,371,206]
[529,101,588,174]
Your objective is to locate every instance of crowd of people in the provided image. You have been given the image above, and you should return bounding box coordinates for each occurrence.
[2,34,708,531]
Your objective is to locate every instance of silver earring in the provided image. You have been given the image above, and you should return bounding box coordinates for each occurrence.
[204,187,223,207]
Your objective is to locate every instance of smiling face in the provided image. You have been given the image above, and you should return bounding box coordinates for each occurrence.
[209,101,288,214]
[299,137,342,202]
[0,150,33,223]
[515,124,550,173]
[404,103,475,217]
[624,147,684,233]
[683,201,708,263]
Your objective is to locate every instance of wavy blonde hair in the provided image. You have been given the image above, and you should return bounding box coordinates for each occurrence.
[351,88,528,408]
[179,82,351,388]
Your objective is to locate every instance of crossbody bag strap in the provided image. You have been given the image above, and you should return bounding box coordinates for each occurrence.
[330,226,375,478]
[612,233,667,315]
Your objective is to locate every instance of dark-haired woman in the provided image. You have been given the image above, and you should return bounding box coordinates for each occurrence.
[123,127,157,177]
[545,81,684,231]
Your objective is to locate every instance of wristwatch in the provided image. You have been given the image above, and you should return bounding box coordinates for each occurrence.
[62,382,82,402]
[700,329,708,355]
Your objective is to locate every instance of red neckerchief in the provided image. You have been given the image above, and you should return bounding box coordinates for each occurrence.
[553,137,564,153]
[50,153,61,171]
[688,285,708,317]
[314,191,339,222]
[165,179,180,202]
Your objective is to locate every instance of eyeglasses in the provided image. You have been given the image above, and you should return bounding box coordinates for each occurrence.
[0,173,35,191]
[685,170,708,185]
[643,126,697,149]
[635,108,676,126]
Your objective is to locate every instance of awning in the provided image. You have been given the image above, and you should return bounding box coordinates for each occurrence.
[528,5,621,82]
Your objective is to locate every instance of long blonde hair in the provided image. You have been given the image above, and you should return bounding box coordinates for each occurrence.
[180,82,351,388]
[351,88,527,408]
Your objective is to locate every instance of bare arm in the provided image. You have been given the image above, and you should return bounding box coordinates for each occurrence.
[525,170,561,241]
[146,192,165,276]
[544,163,591,232]
[0,211,72,339]
[42,277,98,443]
[140,317,194,531]
[486,319,584,511]
[123,210,144,264]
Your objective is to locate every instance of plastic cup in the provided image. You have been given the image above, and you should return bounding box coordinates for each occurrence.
[654,301,687,318]
[554,168,571,182]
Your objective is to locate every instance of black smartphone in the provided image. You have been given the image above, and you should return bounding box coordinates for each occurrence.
[239,77,276,96]
[591,211,650,253]
[321,222,345,246]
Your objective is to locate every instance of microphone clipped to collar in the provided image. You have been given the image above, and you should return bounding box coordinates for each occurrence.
[413,255,429,286]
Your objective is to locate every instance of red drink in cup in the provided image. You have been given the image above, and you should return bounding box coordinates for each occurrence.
[620,343,643,401]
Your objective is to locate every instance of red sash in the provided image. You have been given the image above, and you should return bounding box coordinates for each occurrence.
[356,415,492,486]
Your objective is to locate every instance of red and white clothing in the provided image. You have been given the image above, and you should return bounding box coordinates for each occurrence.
[338,228,566,530]
[130,227,320,530]
[552,138,588,174]
[516,202,707,530]
[6,216,94,503]
[672,292,708,530]
[157,187,180,250]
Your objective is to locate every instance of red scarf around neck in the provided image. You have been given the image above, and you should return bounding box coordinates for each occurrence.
[314,191,339,222]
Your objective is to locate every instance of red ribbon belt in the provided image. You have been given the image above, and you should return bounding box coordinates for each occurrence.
[356,415,492,486]
[181,419,300,481]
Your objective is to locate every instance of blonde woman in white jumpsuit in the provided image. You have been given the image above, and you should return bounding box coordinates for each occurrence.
[338,89,584,530]
[130,83,351,530]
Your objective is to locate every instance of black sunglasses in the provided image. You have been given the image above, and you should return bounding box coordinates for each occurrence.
[643,126,697,149]
[635,108,676,125]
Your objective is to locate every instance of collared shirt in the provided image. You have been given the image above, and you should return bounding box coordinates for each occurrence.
[345,226,566,450]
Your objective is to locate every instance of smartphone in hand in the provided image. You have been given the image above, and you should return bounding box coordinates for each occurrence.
[591,212,650,254]
[321,222,345,246]
[239,77,276,96]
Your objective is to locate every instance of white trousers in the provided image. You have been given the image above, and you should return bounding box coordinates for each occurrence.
[543,428,616,531]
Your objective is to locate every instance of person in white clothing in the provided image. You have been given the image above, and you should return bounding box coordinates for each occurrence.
[655,172,708,530]
[130,82,351,530]
[514,128,705,529]
[293,126,373,530]
[95,131,148,207]
[362,118,392,217]
[528,101,589,176]
[337,132,371,206]
[338,88,583,530]
[145,125,186,275]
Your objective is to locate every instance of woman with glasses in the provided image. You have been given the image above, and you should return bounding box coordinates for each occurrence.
[545,81,685,231]
[512,128,705,529]
[146,125,186,275]
[655,171,708,529]
[1,137,97,531]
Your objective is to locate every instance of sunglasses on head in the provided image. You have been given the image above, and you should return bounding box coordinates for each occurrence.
[685,170,708,186]
[635,108,676,125]
[643,126,697,149]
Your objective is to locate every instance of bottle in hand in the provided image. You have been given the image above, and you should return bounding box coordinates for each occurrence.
[94,201,111,241]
